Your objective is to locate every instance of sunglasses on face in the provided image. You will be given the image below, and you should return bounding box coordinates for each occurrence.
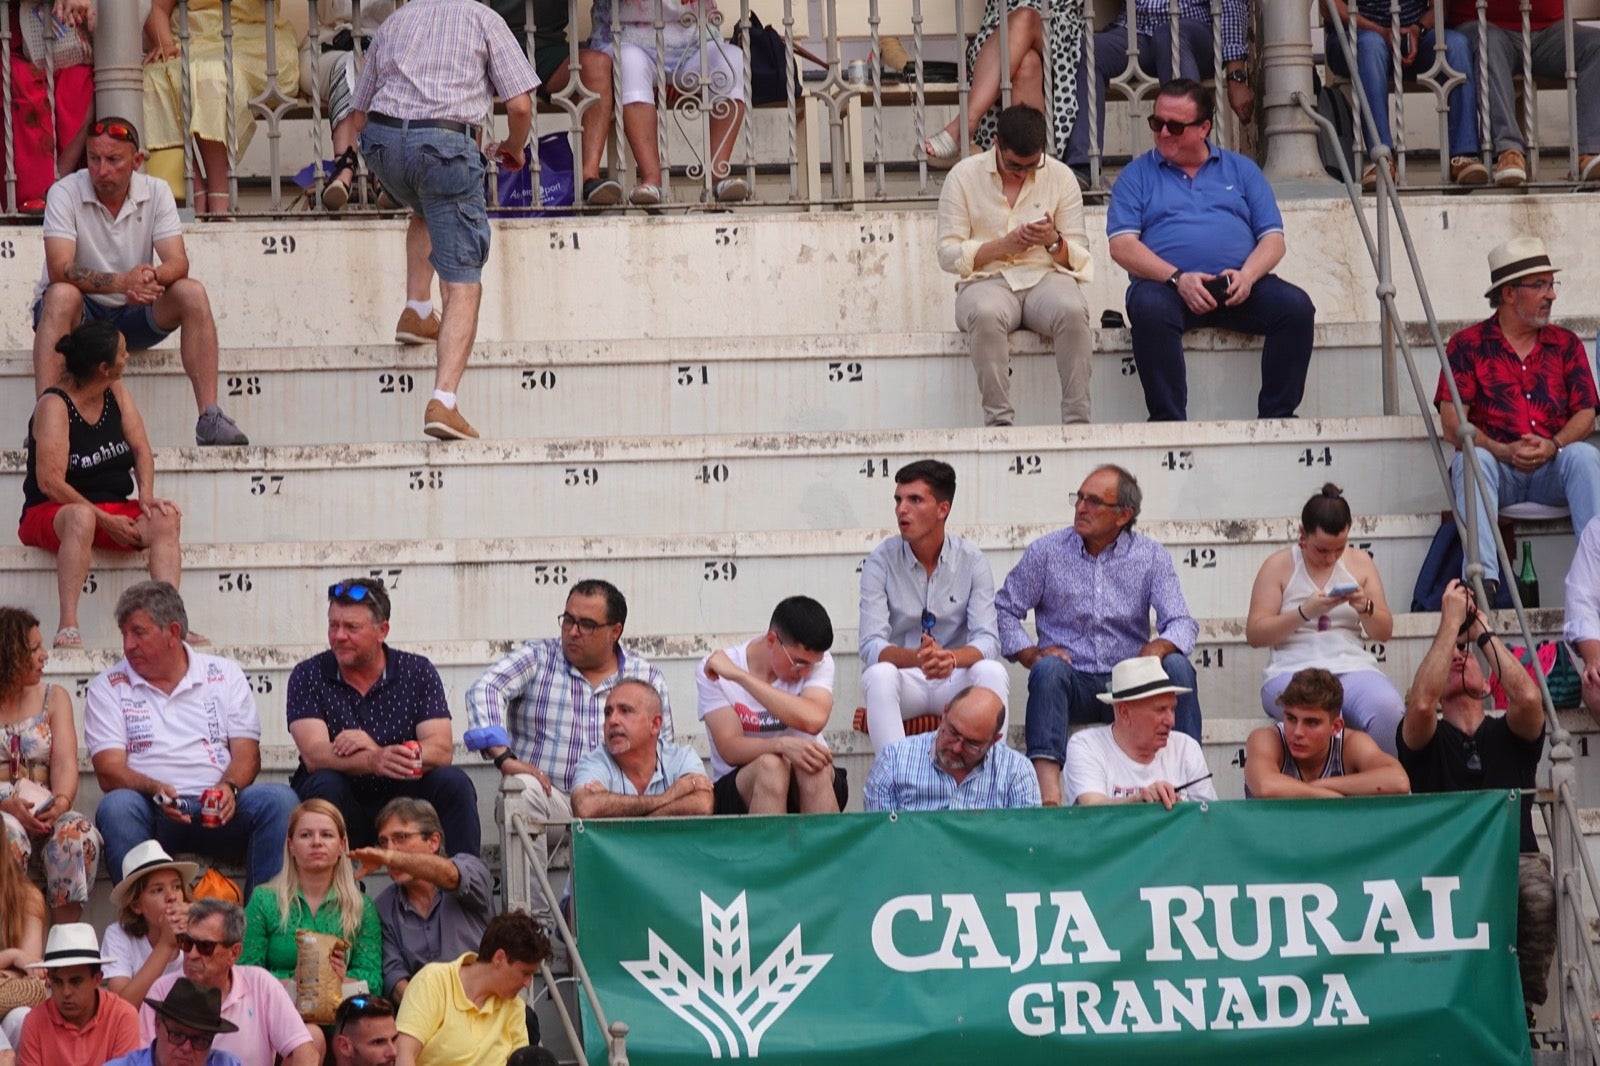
[176,934,231,956]
[162,1022,216,1050]
[1147,115,1206,136]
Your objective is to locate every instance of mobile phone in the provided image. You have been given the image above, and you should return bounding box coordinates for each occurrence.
[1328,582,1360,597]
[1203,275,1231,303]
[31,796,52,816]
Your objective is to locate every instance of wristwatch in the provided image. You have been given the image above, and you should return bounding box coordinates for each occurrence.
[1047,236,1063,254]
[1166,269,1183,289]
[1225,69,1249,85]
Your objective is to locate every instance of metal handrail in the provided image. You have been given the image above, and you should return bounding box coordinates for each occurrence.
[1301,9,1596,1056]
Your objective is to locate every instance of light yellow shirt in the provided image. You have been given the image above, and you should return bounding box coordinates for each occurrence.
[397,953,528,1066]
[935,148,1092,291]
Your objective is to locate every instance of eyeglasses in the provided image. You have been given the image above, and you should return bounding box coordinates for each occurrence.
[1513,280,1560,294]
[90,120,139,145]
[1463,738,1481,773]
[557,612,612,634]
[920,610,936,636]
[939,718,992,756]
[376,829,423,848]
[1070,492,1122,510]
[335,994,396,1032]
[997,151,1046,174]
[1147,115,1207,136]
[176,934,231,956]
[329,580,383,602]
[161,1022,216,1050]
[772,641,816,675]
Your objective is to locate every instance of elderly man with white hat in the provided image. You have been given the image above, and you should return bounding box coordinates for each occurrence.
[1437,235,1600,600]
[1064,656,1218,808]
[16,923,141,1066]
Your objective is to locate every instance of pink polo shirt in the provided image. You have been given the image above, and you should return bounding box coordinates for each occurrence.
[140,965,313,1061]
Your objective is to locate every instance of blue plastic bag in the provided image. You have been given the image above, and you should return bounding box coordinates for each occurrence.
[489,132,575,217]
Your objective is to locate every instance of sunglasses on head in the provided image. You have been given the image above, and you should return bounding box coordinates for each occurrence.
[90,120,139,147]
[335,994,396,1031]
[329,580,382,602]
[1147,115,1206,136]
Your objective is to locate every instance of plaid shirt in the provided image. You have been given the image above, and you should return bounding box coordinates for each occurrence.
[1435,317,1598,446]
[863,732,1041,812]
[352,0,539,125]
[465,638,673,792]
[1350,0,1429,24]
[1110,0,1250,63]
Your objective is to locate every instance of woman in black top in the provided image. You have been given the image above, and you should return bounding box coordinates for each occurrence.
[19,322,183,649]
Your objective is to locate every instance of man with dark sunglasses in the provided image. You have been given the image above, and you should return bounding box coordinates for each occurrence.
[1107,78,1316,422]
[935,104,1093,428]
[1398,579,1552,1019]
[286,577,480,853]
[31,116,248,446]
[138,900,318,1066]
[333,995,398,1066]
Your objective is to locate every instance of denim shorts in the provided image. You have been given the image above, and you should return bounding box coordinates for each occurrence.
[359,122,490,284]
[31,295,173,350]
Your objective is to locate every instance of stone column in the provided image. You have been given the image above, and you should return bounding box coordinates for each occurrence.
[94,0,152,135]
[1259,0,1334,186]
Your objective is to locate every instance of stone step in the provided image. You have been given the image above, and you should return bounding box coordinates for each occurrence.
[0,323,1396,448]
[0,417,1446,543]
[4,515,1578,649]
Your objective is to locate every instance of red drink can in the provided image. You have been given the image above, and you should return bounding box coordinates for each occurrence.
[200,788,225,827]
[403,740,423,777]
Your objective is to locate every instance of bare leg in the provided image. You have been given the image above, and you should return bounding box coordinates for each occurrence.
[545,51,615,182]
[138,508,182,588]
[434,279,481,394]
[32,283,83,396]
[1032,756,1064,806]
[736,755,792,815]
[930,8,1045,145]
[194,138,232,215]
[50,504,98,633]
[404,214,434,304]
[152,278,219,411]
[795,766,840,814]
[622,102,662,185]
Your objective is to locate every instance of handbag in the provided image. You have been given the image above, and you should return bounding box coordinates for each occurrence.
[487,133,575,218]
[18,2,92,70]
[1495,640,1583,711]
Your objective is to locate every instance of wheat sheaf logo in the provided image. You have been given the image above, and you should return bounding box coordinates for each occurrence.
[623,891,832,1057]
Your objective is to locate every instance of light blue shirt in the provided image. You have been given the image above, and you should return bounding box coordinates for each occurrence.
[1106,143,1285,276]
[858,533,1000,667]
[572,739,707,795]
[108,1048,244,1066]
[863,732,1041,812]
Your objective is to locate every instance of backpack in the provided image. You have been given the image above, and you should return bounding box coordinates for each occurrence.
[735,13,799,106]
[1312,68,1357,182]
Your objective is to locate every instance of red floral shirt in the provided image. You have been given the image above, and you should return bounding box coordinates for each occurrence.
[1435,317,1597,445]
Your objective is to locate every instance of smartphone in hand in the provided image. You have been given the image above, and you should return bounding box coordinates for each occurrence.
[1202,275,1231,304]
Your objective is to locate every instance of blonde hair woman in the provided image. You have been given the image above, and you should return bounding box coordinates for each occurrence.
[240,798,381,994]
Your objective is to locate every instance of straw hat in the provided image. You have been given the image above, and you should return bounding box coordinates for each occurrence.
[1096,656,1194,704]
[33,923,115,969]
[1484,235,1560,298]
[111,840,198,910]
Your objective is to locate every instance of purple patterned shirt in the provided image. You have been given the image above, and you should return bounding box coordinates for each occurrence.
[995,528,1198,674]
[352,0,539,126]
[464,638,673,792]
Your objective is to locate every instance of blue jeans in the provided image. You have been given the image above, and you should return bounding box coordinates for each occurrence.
[1066,20,1214,167]
[1023,653,1202,764]
[96,783,298,896]
[1325,26,1480,157]
[1451,444,1600,582]
[359,121,490,284]
[293,767,481,854]
[1125,274,1315,420]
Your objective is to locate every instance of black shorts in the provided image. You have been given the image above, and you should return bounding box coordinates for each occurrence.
[712,765,850,814]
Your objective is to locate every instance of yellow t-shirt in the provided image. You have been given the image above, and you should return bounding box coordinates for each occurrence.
[397,953,528,1066]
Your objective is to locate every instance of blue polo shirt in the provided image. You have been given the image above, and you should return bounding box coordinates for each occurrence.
[1106,142,1284,276]
[286,646,451,794]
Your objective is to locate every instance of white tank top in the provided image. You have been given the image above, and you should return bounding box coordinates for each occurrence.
[1264,545,1383,679]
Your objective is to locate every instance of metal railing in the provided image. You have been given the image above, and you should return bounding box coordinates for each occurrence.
[1302,12,1600,1057]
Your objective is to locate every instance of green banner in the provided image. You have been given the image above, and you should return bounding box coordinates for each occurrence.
[574,793,1529,1065]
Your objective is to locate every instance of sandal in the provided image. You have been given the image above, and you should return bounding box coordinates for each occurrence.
[52,627,82,649]
[322,146,358,211]
[921,129,960,168]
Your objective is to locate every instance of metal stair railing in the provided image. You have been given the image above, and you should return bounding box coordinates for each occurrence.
[1296,5,1599,1058]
